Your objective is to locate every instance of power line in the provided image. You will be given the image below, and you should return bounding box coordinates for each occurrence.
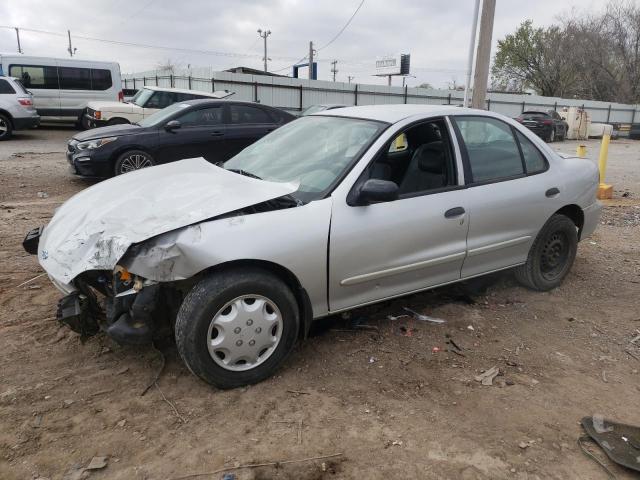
[317,0,365,51]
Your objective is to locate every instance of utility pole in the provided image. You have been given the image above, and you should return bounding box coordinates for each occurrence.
[330,60,338,81]
[308,41,314,80]
[348,75,355,84]
[471,0,495,109]
[67,30,76,57]
[257,28,271,72]
[15,28,23,54]
[463,0,480,107]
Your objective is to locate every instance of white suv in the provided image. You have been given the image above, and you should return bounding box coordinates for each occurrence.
[0,76,40,140]
[84,86,233,127]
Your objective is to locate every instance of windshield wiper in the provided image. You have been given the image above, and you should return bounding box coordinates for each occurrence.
[226,168,263,180]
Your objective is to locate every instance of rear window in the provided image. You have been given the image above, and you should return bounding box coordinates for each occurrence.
[0,79,16,94]
[522,112,549,120]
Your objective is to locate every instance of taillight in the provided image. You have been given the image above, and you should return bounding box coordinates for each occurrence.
[18,98,33,106]
[118,91,124,102]
[515,117,523,122]
[542,119,553,125]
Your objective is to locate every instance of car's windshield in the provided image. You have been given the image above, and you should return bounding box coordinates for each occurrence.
[224,115,387,203]
[137,102,191,127]
[130,88,154,107]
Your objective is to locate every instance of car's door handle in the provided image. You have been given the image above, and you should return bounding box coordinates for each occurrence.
[545,187,560,197]
[444,207,465,218]
[210,131,224,137]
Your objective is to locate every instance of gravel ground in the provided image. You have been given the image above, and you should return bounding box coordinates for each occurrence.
[1,129,639,480]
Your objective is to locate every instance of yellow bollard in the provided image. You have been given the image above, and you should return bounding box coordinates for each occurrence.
[577,145,587,158]
[597,125,613,200]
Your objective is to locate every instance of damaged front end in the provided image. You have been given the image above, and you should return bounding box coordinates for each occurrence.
[54,268,182,344]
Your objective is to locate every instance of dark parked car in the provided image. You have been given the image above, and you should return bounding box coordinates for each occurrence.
[67,100,295,177]
[515,110,568,142]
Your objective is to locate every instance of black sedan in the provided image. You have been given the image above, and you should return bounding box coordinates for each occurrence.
[515,110,568,142]
[67,100,295,177]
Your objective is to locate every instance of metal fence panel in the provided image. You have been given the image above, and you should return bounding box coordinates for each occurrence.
[122,69,640,122]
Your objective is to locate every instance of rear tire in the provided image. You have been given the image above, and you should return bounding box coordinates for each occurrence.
[0,113,13,140]
[547,128,555,143]
[114,150,155,176]
[514,214,578,291]
[175,268,300,389]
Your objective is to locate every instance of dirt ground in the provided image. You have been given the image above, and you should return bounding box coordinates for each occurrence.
[1,128,639,480]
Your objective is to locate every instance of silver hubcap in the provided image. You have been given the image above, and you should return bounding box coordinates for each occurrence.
[207,295,283,371]
[120,154,152,173]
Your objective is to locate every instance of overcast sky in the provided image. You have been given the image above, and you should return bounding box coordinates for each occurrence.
[1,0,611,88]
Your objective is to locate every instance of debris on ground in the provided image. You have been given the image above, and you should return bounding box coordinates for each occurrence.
[36,191,48,199]
[402,307,446,324]
[474,366,500,386]
[85,456,108,470]
[581,415,640,474]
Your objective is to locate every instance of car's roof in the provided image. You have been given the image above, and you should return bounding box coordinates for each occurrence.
[522,110,551,114]
[177,99,282,109]
[316,104,484,124]
[142,85,231,98]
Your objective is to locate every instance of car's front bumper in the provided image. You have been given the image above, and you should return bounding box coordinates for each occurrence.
[66,142,113,178]
[83,113,108,128]
[581,201,603,240]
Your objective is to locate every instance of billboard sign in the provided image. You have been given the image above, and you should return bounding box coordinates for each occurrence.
[375,54,410,76]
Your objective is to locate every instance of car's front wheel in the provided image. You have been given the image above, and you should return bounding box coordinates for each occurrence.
[175,268,300,389]
[114,150,155,176]
[514,214,578,291]
[0,113,13,140]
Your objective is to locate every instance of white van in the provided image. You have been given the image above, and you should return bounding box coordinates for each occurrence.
[0,55,122,125]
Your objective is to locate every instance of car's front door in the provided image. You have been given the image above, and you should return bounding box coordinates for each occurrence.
[221,104,278,161]
[156,105,226,164]
[329,118,469,312]
[450,115,564,278]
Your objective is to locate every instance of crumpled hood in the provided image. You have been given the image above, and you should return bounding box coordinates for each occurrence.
[39,158,297,289]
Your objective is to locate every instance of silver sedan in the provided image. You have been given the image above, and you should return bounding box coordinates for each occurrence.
[31,105,602,388]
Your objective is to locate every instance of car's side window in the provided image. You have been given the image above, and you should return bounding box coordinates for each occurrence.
[0,79,15,94]
[229,105,272,124]
[364,119,457,196]
[453,116,524,183]
[145,91,175,109]
[515,130,547,174]
[8,65,59,90]
[177,107,223,127]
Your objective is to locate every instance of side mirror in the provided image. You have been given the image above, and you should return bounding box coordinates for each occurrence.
[355,179,399,205]
[164,120,181,131]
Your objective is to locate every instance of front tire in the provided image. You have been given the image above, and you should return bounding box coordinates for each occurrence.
[114,150,155,176]
[514,214,578,291]
[0,113,13,140]
[175,268,300,389]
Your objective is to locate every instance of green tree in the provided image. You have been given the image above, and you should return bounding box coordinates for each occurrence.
[491,20,578,97]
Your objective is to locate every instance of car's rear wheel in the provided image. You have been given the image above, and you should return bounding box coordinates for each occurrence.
[114,150,155,175]
[175,268,300,389]
[547,128,555,143]
[514,214,578,291]
[0,114,13,140]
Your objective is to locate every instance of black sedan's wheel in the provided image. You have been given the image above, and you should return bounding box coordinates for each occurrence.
[547,128,555,143]
[114,150,155,176]
[0,113,13,141]
[175,268,300,389]
[514,214,578,291]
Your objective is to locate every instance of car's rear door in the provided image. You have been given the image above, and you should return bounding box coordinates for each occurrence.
[328,118,469,311]
[221,104,278,161]
[450,115,564,278]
